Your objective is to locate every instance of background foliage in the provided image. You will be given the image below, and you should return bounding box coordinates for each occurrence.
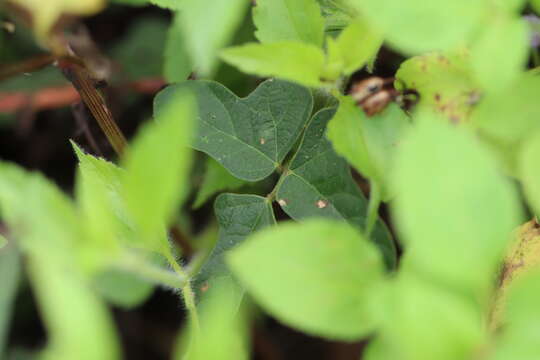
[1,0,540,359]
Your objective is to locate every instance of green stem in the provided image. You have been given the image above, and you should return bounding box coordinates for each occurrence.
[164,252,200,332]
[365,180,381,239]
[116,253,187,290]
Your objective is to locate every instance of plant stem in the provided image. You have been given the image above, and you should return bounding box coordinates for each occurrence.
[116,253,187,289]
[164,252,200,332]
[365,180,381,239]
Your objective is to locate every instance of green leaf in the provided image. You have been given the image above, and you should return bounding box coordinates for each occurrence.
[195,194,275,289]
[0,234,6,249]
[374,273,485,360]
[221,42,326,87]
[110,17,168,79]
[326,97,410,200]
[0,245,20,357]
[93,268,155,309]
[396,51,478,124]
[470,16,528,93]
[392,119,522,299]
[333,19,383,75]
[149,0,179,9]
[473,75,540,145]
[0,163,121,360]
[178,0,250,76]
[521,133,540,217]
[534,0,540,14]
[253,0,325,47]
[490,269,540,360]
[316,0,356,34]
[175,277,249,360]
[73,143,123,262]
[346,0,485,54]
[122,90,195,255]
[228,220,385,340]
[326,96,376,179]
[276,108,396,269]
[193,158,247,209]
[154,79,313,181]
[164,14,192,83]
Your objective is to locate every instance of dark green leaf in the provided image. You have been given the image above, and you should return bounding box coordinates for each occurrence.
[228,220,385,340]
[154,79,313,181]
[276,108,396,269]
[253,0,325,47]
[195,193,275,289]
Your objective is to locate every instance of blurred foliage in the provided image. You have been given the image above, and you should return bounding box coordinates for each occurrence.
[3,0,540,359]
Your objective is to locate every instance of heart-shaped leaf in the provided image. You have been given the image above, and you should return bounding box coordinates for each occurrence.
[276,108,396,269]
[194,193,276,290]
[154,79,313,181]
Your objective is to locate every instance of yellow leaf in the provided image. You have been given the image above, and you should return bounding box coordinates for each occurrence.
[8,0,106,42]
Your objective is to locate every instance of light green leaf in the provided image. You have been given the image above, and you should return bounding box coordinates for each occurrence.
[164,14,192,83]
[193,158,247,209]
[73,143,123,261]
[326,96,376,178]
[29,256,121,360]
[0,163,121,360]
[154,79,313,181]
[316,0,356,34]
[392,119,522,299]
[396,51,478,124]
[221,42,326,87]
[0,235,6,249]
[490,269,540,360]
[122,90,195,255]
[195,194,275,289]
[470,16,528,93]
[473,75,540,145]
[149,0,178,9]
[346,0,485,54]
[93,268,155,309]
[276,108,396,269]
[175,277,249,360]
[327,97,410,200]
[0,244,20,357]
[253,0,325,47]
[228,220,385,340]
[520,133,540,216]
[534,0,540,14]
[374,273,485,360]
[178,0,250,76]
[334,19,383,75]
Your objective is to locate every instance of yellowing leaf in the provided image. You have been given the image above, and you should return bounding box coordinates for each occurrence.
[8,0,105,42]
